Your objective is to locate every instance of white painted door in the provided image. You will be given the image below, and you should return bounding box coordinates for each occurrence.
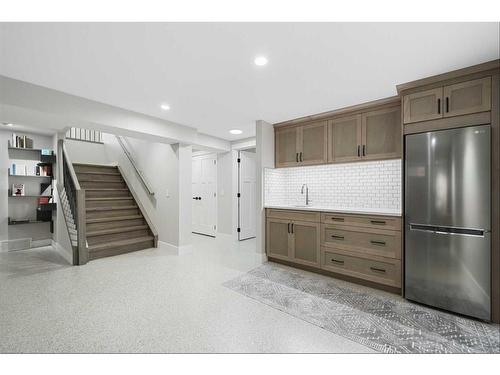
[238,150,256,240]
[192,154,217,236]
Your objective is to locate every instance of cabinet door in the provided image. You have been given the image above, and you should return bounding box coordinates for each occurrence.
[403,87,443,124]
[443,77,491,117]
[362,106,401,160]
[291,221,320,267]
[266,218,291,261]
[328,115,362,163]
[299,121,328,165]
[275,127,299,168]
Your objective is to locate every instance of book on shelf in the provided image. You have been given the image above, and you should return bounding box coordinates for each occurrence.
[41,149,53,155]
[10,163,27,176]
[40,183,52,196]
[12,183,25,196]
[38,196,50,205]
[10,133,34,149]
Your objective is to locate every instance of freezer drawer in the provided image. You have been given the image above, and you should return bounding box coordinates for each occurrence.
[405,226,491,320]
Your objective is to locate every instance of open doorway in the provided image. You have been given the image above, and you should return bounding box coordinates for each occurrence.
[192,153,217,237]
[237,149,256,241]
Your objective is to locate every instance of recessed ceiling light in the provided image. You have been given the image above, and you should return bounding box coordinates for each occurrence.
[160,104,170,111]
[229,129,243,135]
[254,56,268,66]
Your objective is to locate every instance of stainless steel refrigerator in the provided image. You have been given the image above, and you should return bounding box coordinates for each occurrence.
[405,124,491,320]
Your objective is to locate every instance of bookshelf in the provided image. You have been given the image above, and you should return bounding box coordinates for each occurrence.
[7,134,57,232]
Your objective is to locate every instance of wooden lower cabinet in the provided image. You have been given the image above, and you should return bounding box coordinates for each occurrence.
[291,221,320,267]
[266,208,402,293]
[321,248,401,288]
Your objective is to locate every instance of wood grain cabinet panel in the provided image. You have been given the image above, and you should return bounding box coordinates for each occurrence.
[322,248,401,288]
[300,121,328,165]
[267,209,320,223]
[443,77,491,117]
[362,107,401,160]
[403,87,443,124]
[291,221,320,267]
[275,127,299,168]
[328,115,362,163]
[321,224,401,259]
[266,218,291,261]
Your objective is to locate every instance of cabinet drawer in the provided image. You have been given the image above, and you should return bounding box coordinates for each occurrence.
[322,248,401,287]
[321,212,401,231]
[267,209,320,223]
[321,224,401,259]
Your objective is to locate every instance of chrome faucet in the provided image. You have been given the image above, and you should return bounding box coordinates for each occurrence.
[301,184,310,206]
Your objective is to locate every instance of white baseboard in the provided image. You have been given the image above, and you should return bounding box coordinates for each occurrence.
[158,241,193,255]
[52,240,73,265]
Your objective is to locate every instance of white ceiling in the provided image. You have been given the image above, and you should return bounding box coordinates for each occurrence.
[0,23,498,140]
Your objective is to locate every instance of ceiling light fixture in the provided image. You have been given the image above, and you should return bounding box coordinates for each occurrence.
[3,123,13,127]
[229,129,243,135]
[254,56,268,66]
[160,104,170,111]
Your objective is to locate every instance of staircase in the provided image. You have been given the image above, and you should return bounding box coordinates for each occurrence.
[73,163,157,261]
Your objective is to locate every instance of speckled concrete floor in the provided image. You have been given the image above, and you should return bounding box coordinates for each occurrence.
[0,235,374,353]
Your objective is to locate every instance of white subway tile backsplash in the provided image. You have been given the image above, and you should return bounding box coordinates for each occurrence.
[264,159,402,211]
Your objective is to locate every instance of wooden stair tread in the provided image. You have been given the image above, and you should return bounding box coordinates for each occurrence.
[73,163,117,168]
[75,171,121,176]
[87,225,149,237]
[86,205,138,211]
[84,188,129,191]
[86,215,144,223]
[88,236,154,251]
[86,197,133,201]
[80,179,124,183]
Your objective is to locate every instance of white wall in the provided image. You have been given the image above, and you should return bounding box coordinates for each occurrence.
[216,150,238,236]
[255,120,275,255]
[64,139,111,165]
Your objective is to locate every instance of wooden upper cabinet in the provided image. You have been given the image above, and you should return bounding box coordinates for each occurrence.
[362,106,401,160]
[275,127,299,168]
[443,77,491,117]
[403,87,443,124]
[328,115,362,163]
[291,221,320,267]
[299,121,328,165]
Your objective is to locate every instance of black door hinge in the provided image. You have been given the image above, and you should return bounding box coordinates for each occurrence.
[237,227,241,233]
[237,193,241,198]
[237,158,241,163]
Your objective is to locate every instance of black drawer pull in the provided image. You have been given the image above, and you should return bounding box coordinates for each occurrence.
[331,235,344,240]
[296,153,299,162]
[370,267,386,273]
[437,98,441,114]
[357,145,360,157]
[445,97,449,113]
[370,220,386,225]
[331,258,344,265]
[370,240,386,246]
[331,217,345,222]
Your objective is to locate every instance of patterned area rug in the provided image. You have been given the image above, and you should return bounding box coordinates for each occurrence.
[223,262,500,353]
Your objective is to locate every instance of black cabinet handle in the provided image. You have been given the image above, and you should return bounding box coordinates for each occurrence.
[291,223,294,233]
[199,197,202,200]
[370,220,386,225]
[296,153,299,162]
[299,152,303,162]
[370,267,386,273]
[363,145,366,157]
[370,240,387,246]
[331,217,345,222]
[437,98,441,114]
[357,145,360,157]
[288,223,291,234]
[445,97,449,113]
[331,235,344,240]
[331,258,345,265]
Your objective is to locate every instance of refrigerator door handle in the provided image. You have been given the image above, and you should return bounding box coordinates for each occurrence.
[409,223,487,237]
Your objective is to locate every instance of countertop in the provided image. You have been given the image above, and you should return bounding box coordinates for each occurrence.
[264,205,402,217]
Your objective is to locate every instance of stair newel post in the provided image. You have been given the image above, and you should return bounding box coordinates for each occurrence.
[76,189,88,265]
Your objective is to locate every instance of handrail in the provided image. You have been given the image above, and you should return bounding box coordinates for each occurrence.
[58,139,88,265]
[62,141,81,190]
[115,135,155,196]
